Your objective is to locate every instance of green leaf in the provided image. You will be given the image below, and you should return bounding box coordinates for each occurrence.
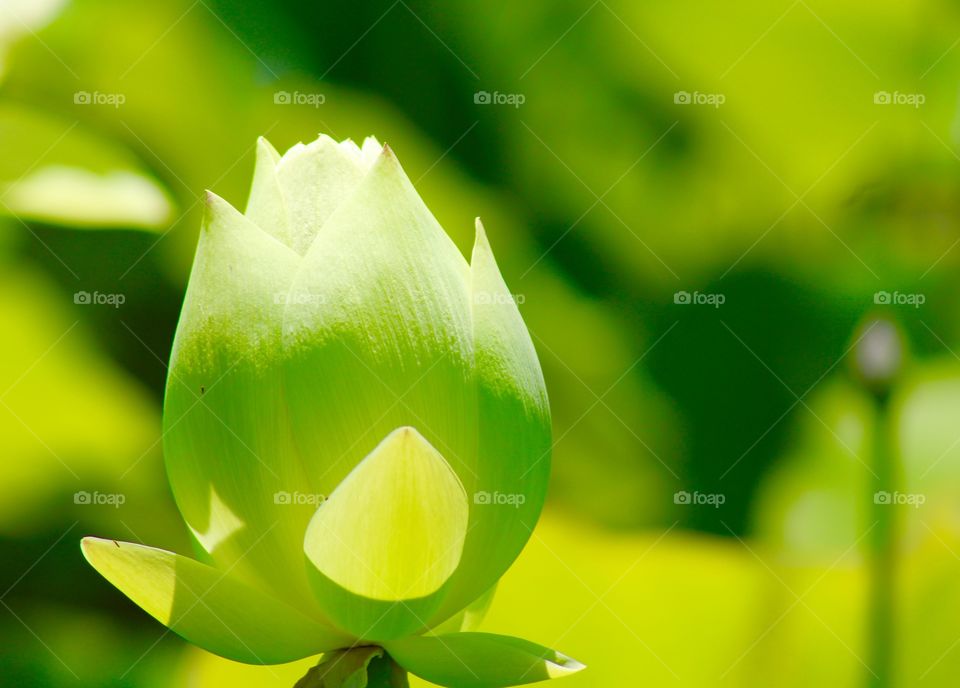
[304,426,468,641]
[0,0,65,80]
[0,104,173,229]
[0,261,158,534]
[80,537,350,664]
[384,632,584,688]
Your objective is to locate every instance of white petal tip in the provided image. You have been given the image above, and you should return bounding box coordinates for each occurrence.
[256,136,281,163]
[547,654,586,677]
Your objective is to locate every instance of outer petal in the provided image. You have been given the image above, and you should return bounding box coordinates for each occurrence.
[428,584,497,635]
[303,426,468,640]
[384,632,584,688]
[244,136,290,246]
[80,538,350,664]
[430,220,551,623]
[280,147,477,627]
[163,193,320,611]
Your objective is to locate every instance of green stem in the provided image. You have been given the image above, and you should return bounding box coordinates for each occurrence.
[866,390,897,688]
[294,647,409,688]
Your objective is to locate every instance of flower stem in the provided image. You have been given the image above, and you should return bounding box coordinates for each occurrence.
[866,388,897,688]
[852,315,904,688]
[294,647,409,688]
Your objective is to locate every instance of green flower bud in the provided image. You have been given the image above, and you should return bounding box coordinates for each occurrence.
[82,134,583,687]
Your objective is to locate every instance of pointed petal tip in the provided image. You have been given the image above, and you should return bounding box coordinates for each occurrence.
[256,136,281,163]
[471,217,497,270]
[202,190,234,226]
[362,140,413,186]
[303,424,468,609]
[203,189,236,213]
[549,653,586,677]
[473,216,490,250]
[79,535,96,559]
[80,536,120,560]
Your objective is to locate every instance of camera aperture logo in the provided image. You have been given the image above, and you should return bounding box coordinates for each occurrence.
[273,491,326,506]
[74,91,126,108]
[674,290,725,308]
[273,91,326,108]
[674,91,725,108]
[874,491,925,508]
[74,491,126,508]
[473,290,525,306]
[273,290,325,306]
[674,490,725,508]
[873,91,925,108]
[473,490,526,508]
[874,291,924,308]
[74,291,125,308]
[474,90,526,108]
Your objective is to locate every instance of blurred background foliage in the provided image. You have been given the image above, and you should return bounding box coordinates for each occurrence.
[2,0,960,684]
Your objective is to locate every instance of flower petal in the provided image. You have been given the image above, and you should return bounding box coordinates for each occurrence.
[430,219,551,623]
[303,426,468,641]
[81,537,350,664]
[164,192,319,610]
[428,584,497,635]
[244,136,289,246]
[384,632,584,687]
[274,135,372,254]
[279,145,478,615]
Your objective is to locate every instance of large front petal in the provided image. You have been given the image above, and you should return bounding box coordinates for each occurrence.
[384,632,584,687]
[279,146,478,627]
[163,193,319,609]
[303,426,469,640]
[81,538,350,664]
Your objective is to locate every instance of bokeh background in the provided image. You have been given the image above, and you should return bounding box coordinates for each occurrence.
[3,0,960,685]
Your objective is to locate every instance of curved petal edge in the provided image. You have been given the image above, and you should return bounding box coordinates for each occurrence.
[81,537,351,664]
[384,631,584,688]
